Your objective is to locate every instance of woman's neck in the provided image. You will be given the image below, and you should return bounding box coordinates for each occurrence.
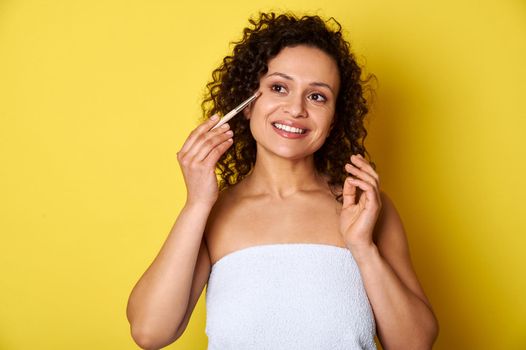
[239,153,329,200]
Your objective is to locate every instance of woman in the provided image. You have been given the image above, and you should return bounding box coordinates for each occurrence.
[127,12,438,350]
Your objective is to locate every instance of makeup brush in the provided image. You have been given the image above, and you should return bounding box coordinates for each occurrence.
[211,91,261,130]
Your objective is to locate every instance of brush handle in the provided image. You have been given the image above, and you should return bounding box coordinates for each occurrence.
[210,92,261,130]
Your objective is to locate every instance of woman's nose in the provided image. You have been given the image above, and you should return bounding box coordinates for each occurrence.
[284,93,307,118]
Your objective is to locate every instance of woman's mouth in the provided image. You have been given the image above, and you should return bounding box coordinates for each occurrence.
[271,122,309,139]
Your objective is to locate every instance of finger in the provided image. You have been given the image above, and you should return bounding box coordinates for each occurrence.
[345,162,378,189]
[182,120,229,161]
[350,154,379,184]
[179,114,221,155]
[191,124,233,162]
[204,137,234,167]
[184,125,231,164]
[180,114,221,154]
[346,177,381,209]
[342,176,357,208]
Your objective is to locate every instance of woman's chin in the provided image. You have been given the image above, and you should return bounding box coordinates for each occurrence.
[255,145,312,160]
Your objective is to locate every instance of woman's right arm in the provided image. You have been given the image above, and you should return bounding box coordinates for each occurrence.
[126,115,234,350]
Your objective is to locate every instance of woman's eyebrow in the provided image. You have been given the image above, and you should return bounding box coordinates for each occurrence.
[265,72,335,94]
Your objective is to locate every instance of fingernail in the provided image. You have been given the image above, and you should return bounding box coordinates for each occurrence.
[211,114,219,121]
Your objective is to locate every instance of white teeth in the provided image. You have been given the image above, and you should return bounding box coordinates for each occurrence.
[273,123,306,134]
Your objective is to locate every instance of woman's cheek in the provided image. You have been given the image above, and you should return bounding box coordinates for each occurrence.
[255,95,283,117]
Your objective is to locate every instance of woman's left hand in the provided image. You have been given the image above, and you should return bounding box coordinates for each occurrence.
[340,154,383,251]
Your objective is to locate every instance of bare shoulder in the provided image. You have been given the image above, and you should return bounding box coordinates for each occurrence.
[373,190,411,264]
[374,190,433,309]
[204,185,239,237]
[203,184,247,263]
[373,191,407,247]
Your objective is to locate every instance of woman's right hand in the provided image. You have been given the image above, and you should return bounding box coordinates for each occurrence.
[176,114,234,207]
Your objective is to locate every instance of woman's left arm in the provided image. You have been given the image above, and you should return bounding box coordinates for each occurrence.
[341,154,439,350]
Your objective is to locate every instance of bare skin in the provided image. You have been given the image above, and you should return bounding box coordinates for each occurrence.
[205,172,347,266]
[127,45,438,350]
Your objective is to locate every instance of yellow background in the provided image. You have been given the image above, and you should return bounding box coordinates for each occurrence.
[1,0,525,349]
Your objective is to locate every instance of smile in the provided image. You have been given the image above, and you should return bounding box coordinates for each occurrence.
[272,122,307,134]
[271,122,310,139]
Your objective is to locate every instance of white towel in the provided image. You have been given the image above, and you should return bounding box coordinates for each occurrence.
[205,243,377,349]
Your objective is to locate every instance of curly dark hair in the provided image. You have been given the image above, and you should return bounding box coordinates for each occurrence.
[200,12,377,203]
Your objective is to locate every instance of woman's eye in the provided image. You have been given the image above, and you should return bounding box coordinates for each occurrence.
[309,93,327,102]
[271,84,287,94]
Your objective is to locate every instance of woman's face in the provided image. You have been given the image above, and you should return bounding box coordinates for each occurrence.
[245,45,340,160]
